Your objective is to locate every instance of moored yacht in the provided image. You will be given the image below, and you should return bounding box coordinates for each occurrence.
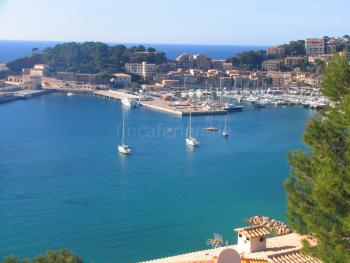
[222,103,243,112]
[186,112,199,147]
[117,112,132,155]
[121,97,140,108]
[222,115,230,137]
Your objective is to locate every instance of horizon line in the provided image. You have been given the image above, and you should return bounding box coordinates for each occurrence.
[0,38,275,47]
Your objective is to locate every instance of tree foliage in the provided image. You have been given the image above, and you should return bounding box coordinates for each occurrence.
[1,249,83,263]
[280,40,306,56]
[43,42,166,73]
[6,54,43,73]
[6,42,167,74]
[285,55,350,262]
[227,50,266,70]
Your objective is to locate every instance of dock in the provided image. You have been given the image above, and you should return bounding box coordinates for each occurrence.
[94,90,227,116]
[0,89,52,104]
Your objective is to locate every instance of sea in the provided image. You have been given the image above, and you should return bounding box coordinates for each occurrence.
[0,93,313,262]
[0,40,268,62]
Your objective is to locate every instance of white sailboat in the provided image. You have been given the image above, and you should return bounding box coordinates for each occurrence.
[186,111,199,147]
[222,115,230,137]
[117,112,132,155]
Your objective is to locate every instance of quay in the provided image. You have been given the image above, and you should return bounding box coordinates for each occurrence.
[94,90,227,116]
[0,89,52,103]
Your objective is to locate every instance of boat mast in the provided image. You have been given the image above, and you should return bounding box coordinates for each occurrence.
[189,111,192,138]
[219,77,222,103]
[121,112,125,145]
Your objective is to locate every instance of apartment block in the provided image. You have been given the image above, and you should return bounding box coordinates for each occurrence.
[284,56,306,67]
[305,38,325,56]
[266,47,285,56]
[262,60,282,71]
[125,62,157,81]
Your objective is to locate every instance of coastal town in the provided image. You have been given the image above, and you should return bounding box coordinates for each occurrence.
[1,36,349,115]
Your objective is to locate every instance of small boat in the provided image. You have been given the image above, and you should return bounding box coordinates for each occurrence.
[186,112,199,147]
[117,112,132,155]
[253,101,266,108]
[222,104,243,112]
[205,115,217,132]
[222,115,230,138]
[205,127,218,132]
[121,97,140,108]
[67,92,74,96]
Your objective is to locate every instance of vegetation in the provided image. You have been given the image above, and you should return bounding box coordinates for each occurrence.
[280,40,306,56]
[6,54,44,74]
[1,249,83,263]
[226,40,306,70]
[227,50,266,70]
[6,42,167,74]
[285,55,350,262]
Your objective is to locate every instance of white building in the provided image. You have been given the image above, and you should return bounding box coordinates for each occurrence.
[112,73,131,87]
[29,64,48,77]
[125,62,157,81]
[0,63,9,72]
[235,225,269,254]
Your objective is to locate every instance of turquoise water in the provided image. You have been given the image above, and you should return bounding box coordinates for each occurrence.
[0,94,313,262]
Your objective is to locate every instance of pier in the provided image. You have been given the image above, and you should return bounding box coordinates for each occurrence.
[94,90,227,116]
[0,89,52,103]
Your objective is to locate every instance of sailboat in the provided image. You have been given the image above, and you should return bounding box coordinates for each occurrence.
[186,111,199,147]
[222,115,230,137]
[205,115,218,131]
[117,112,132,155]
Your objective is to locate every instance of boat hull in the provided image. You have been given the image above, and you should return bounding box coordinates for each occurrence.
[118,145,132,155]
[121,98,140,108]
[186,138,199,147]
[223,106,243,112]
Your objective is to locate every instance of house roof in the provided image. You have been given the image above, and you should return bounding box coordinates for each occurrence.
[235,225,270,238]
[267,249,321,263]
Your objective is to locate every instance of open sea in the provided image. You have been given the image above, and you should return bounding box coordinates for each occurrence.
[0,93,313,262]
[0,40,268,62]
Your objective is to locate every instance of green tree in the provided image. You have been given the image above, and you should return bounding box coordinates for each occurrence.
[1,256,18,263]
[285,55,350,262]
[280,40,306,56]
[227,50,266,70]
[1,249,83,263]
[32,48,39,55]
[7,42,167,75]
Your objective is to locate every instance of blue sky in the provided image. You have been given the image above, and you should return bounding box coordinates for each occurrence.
[0,0,349,45]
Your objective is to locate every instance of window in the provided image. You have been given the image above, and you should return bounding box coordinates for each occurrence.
[239,234,242,238]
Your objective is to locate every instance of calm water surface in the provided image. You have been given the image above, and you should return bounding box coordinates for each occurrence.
[0,94,313,262]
